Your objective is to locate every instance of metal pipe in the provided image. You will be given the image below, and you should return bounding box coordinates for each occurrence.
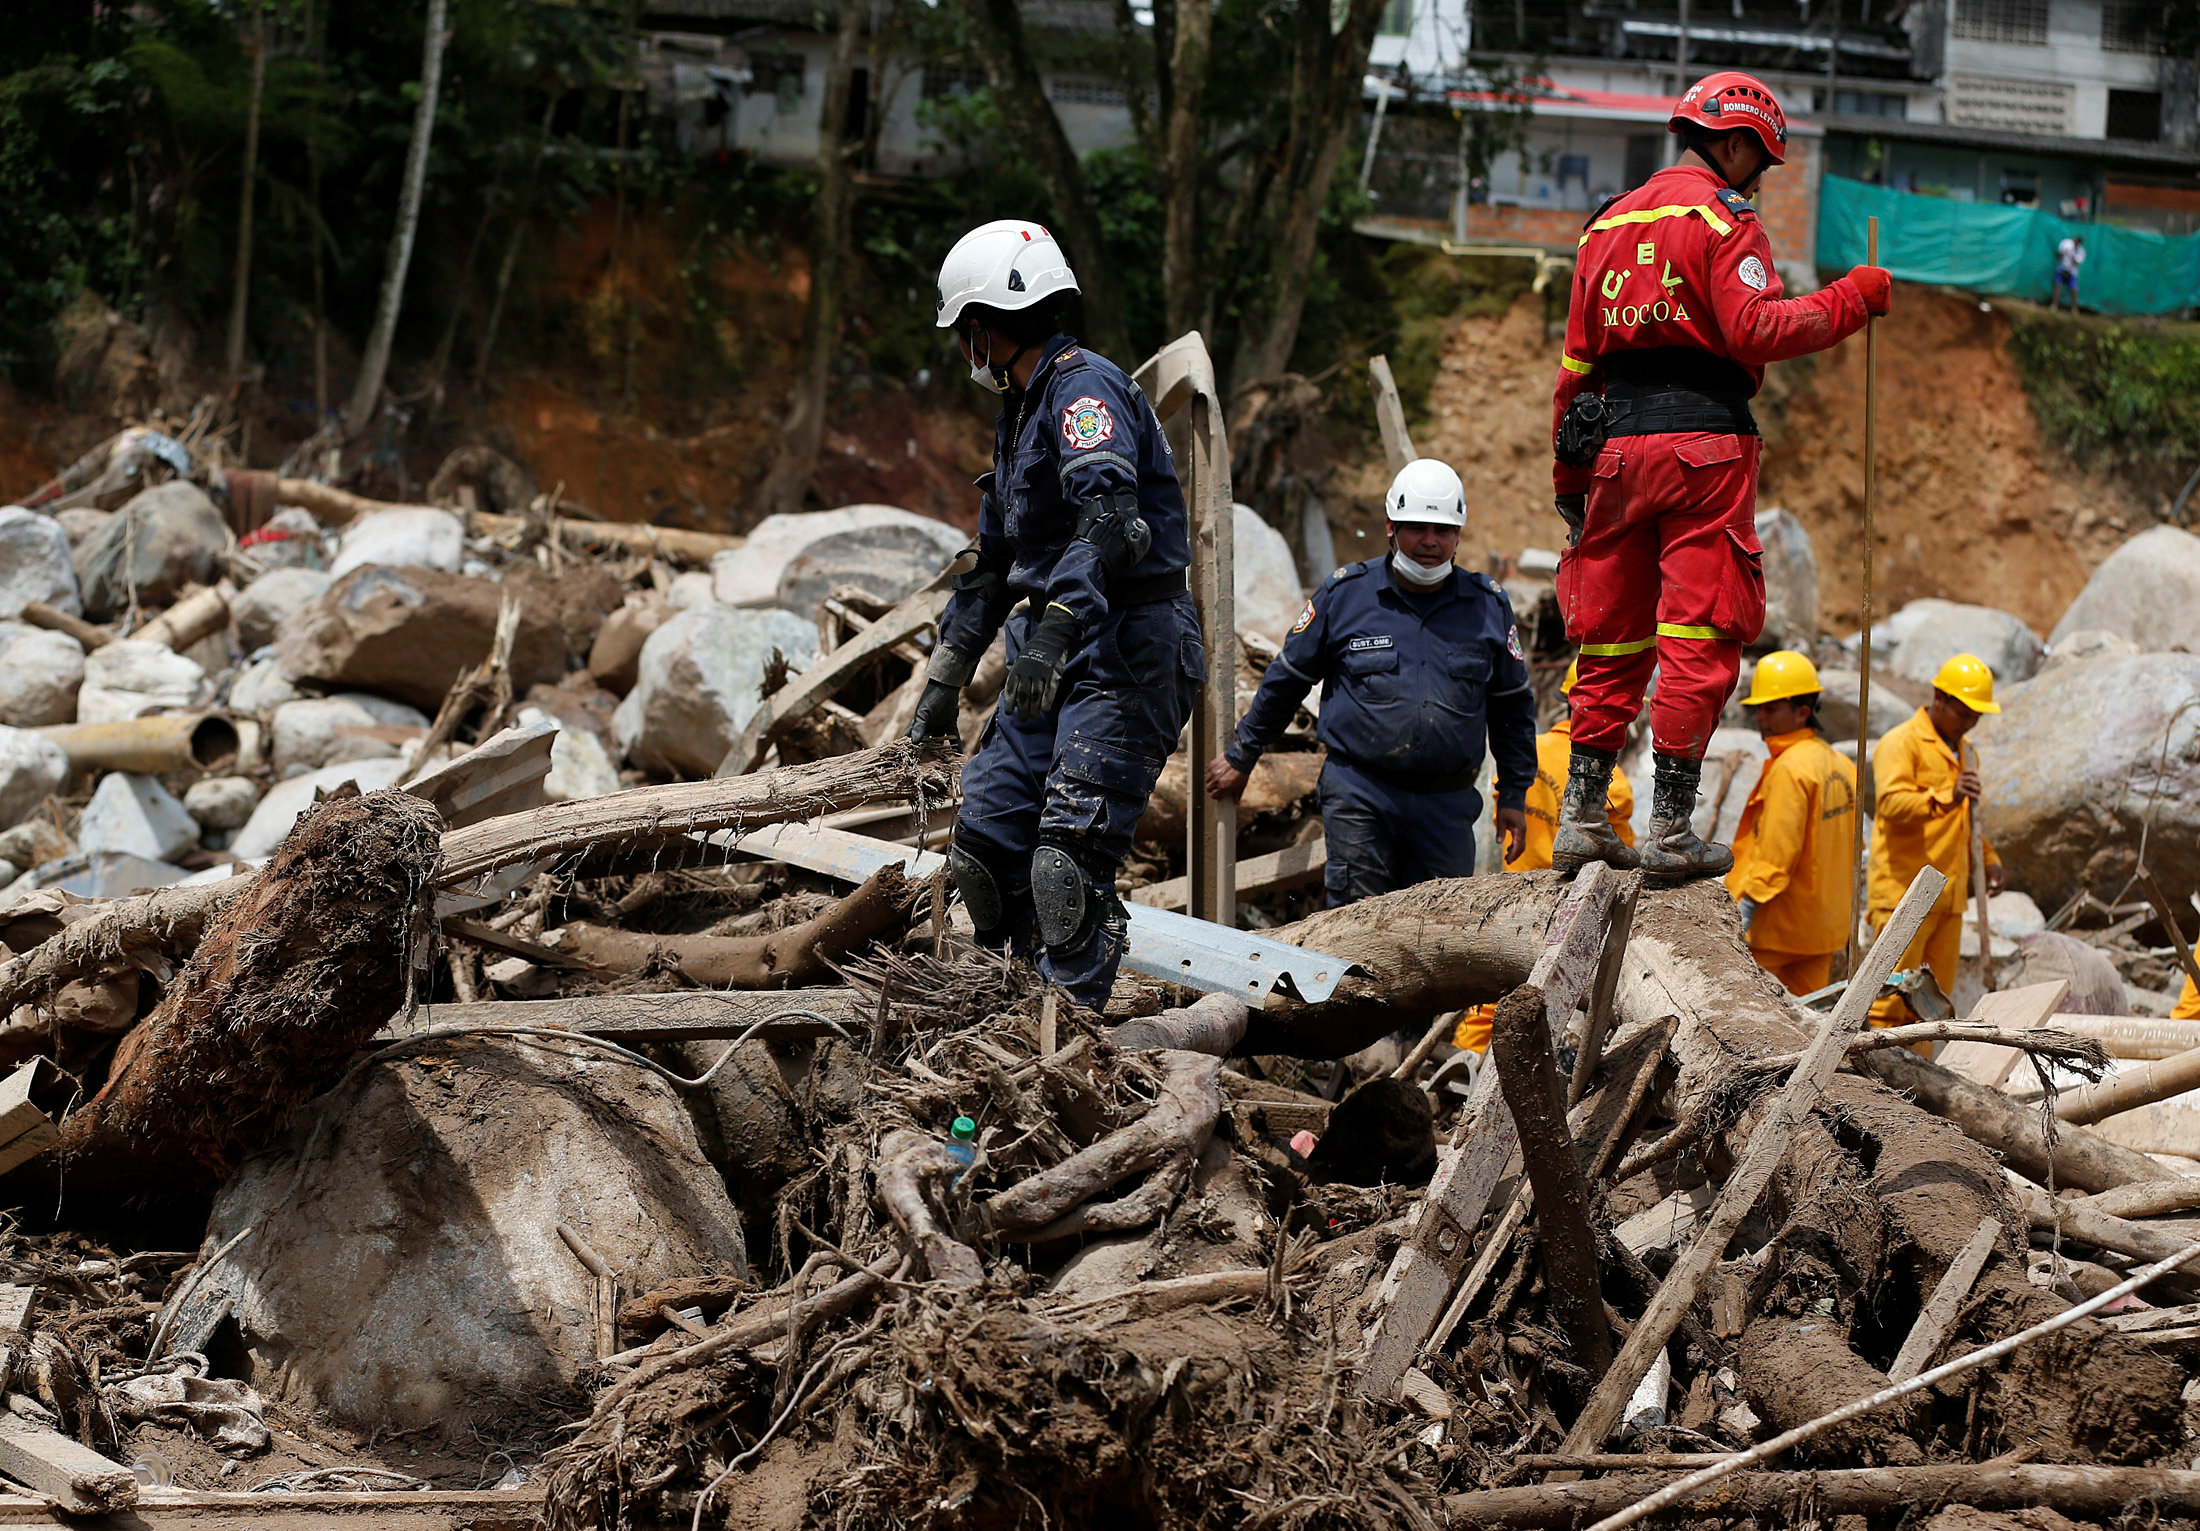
[38,715,241,775]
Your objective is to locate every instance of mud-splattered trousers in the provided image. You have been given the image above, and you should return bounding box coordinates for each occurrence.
[938,334,1204,1009]
[1226,557,1537,908]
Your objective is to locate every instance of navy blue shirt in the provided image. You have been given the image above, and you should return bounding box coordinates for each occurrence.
[937,333,1192,658]
[1228,557,1538,806]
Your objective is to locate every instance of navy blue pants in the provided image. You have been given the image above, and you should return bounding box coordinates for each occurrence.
[1319,755,1479,908]
[955,593,1205,1008]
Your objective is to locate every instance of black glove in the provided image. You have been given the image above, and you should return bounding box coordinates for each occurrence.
[1556,494,1587,545]
[1002,606,1083,720]
[906,680,961,741]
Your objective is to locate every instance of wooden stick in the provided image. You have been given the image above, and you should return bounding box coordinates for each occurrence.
[2011,1175,2195,1262]
[1886,1216,1998,1381]
[2054,1043,2200,1127]
[1558,864,1946,1458]
[18,601,109,651]
[2080,1175,2200,1221]
[1846,213,1881,979]
[1965,737,1994,993]
[1392,1007,1461,1082]
[2138,866,2200,1000]
[1570,874,1641,1107]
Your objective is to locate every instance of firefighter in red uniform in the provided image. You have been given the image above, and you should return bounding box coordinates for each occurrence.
[1548,72,1893,880]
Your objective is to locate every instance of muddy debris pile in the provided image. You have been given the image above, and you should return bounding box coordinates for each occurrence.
[6,436,2200,1527]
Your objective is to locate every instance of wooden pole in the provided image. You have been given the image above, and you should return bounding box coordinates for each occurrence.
[1846,215,1880,978]
[1966,737,1994,992]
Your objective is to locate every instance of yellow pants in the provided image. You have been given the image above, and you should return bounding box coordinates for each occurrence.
[1753,949,1833,998]
[1454,1004,1494,1053]
[1867,907,1964,1028]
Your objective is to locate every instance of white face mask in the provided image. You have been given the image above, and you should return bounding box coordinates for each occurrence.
[964,328,1013,393]
[1391,548,1453,589]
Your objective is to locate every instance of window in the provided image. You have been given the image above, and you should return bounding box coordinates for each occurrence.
[746,53,807,108]
[1379,0,1413,37]
[2102,0,2163,53]
[1046,76,1126,107]
[1623,134,1659,189]
[921,66,984,101]
[1947,74,2073,134]
[1834,89,1907,118]
[2108,89,2163,141]
[1950,0,2048,44]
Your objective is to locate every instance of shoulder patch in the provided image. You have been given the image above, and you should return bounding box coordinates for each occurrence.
[1052,346,1087,372]
[1290,599,1316,635]
[1714,188,1758,220]
[1582,192,1622,229]
[1505,623,1525,662]
[1059,395,1116,451]
[1331,562,1366,582]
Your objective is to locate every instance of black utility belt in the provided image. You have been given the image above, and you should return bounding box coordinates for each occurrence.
[1601,384,1759,439]
[1336,754,1479,794]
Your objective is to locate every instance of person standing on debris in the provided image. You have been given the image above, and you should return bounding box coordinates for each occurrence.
[905,221,1203,1011]
[1725,650,1857,996]
[2053,234,2085,312]
[1203,459,1536,906]
[1507,658,1635,872]
[1547,70,1890,881]
[1867,654,2006,1027]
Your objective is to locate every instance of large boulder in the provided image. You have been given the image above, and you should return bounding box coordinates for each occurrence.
[73,481,228,619]
[230,758,410,861]
[1890,602,2044,689]
[76,639,204,723]
[2050,526,2200,654]
[613,606,819,777]
[232,567,332,651]
[0,728,69,831]
[710,505,961,608]
[1755,507,1818,651]
[1234,504,1304,649]
[515,705,621,801]
[78,772,198,862]
[1813,667,1919,744]
[274,566,569,712]
[327,507,465,579]
[0,507,82,619]
[269,694,430,778]
[773,523,963,620]
[1977,652,2200,911]
[175,1037,749,1434]
[0,629,84,727]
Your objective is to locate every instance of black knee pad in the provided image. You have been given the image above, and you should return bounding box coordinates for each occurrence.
[949,841,1010,935]
[1032,838,1123,956]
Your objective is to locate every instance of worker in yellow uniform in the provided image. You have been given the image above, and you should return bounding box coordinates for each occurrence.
[2177,978,2200,1021]
[1457,660,1637,1050]
[1724,652,1856,996]
[1867,654,2005,1026]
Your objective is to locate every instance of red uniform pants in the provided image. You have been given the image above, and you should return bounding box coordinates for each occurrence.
[1556,431,1766,760]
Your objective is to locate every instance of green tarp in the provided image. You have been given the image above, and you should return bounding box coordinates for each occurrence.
[1816,174,2200,316]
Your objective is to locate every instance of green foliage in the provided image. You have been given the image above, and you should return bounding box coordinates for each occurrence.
[2006,305,2200,507]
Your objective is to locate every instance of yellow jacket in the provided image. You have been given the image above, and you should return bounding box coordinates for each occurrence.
[1867,707,1999,920]
[1509,718,1635,873]
[1724,729,1857,958]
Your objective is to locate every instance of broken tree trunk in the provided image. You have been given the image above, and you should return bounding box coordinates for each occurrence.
[552,863,918,989]
[47,790,442,1205]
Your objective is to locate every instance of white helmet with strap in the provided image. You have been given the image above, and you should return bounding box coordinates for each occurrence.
[936,221,1079,329]
[1385,458,1468,528]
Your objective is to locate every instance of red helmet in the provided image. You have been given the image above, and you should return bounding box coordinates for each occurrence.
[1669,71,1788,165]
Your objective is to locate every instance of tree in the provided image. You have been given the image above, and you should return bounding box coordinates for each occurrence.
[223,0,267,380]
[345,0,448,435]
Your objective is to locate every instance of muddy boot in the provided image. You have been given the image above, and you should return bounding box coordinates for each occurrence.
[1639,752,1734,883]
[1550,744,1640,875]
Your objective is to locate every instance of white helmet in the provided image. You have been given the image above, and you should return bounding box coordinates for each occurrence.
[935,221,1079,329]
[1385,458,1468,528]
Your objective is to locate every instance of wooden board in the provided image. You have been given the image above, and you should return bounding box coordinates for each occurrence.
[375,990,870,1045]
[1937,980,2070,1088]
[1369,355,1418,475]
[0,1416,135,1514]
[0,1064,58,1179]
[402,718,555,829]
[1888,1216,1999,1382]
[1127,837,1327,912]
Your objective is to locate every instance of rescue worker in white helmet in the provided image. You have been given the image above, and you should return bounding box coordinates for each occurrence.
[1206,459,1536,905]
[906,221,1203,1010]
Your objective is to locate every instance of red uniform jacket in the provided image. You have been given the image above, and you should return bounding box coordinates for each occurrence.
[1551,163,1869,497]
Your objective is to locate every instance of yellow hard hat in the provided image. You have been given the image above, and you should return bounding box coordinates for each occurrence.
[1932,653,2000,714]
[1562,659,1579,695]
[1742,650,1822,706]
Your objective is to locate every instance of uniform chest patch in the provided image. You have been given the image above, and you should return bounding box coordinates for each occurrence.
[1738,255,1768,291]
[1347,635,1393,652]
[1061,396,1116,450]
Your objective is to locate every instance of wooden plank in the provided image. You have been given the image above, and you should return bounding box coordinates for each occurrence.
[1358,864,1620,1403]
[0,1064,58,1179]
[1887,1216,1999,1382]
[715,581,949,778]
[1937,979,2069,1088]
[1569,873,1641,1106]
[1369,354,1419,475]
[402,718,556,828]
[1127,837,1328,911]
[0,1416,136,1513]
[1558,864,1949,1456]
[0,1288,34,1335]
[375,990,869,1045]
[440,917,599,972]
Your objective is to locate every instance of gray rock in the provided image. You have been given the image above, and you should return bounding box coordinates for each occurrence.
[53,508,113,550]
[711,506,964,608]
[2050,525,2200,654]
[1840,597,1957,663]
[40,852,191,899]
[0,507,83,619]
[1977,651,2200,912]
[184,776,262,832]
[269,694,429,778]
[1755,507,1818,651]
[273,565,569,712]
[76,639,204,723]
[1813,668,1919,744]
[516,706,620,802]
[327,507,465,580]
[0,629,84,727]
[1890,602,2044,689]
[772,524,960,621]
[230,758,410,861]
[2043,629,2138,670]
[0,727,69,830]
[230,507,326,583]
[74,480,229,618]
[612,606,820,777]
[227,656,302,713]
[78,771,198,862]
[1234,504,1305,648]
[233,567,332,651]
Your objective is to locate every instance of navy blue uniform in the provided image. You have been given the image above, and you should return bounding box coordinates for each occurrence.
[1227,557,1536,906]
[939,334,1205,1007]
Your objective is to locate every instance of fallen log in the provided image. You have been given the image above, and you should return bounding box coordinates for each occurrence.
[2080,1175,2200,1220]
[2013,1175,2194,1262]
[2054,1043,2200,1126]
[19,602,109,651]
[273,477,742,563]
[376,991,869,1044]
[0,881,235,1020]
[551,863,917,989]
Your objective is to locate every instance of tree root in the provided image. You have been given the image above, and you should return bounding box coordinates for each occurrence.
[876,1127,983,1287]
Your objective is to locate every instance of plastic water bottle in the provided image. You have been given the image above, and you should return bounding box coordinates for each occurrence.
[945,1116,977,1174]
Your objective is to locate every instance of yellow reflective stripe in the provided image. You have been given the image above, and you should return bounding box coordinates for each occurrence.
[1655,621,1724,641]
[1579,635,1658,657]
[1576,203,1734,247]
[1560,354,1594,374]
